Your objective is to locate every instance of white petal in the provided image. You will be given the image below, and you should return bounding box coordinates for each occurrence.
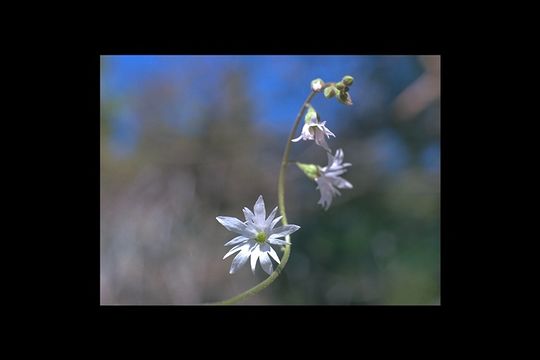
[335,149,343,162]
[264,206,278,229]
[229,247,251,274]
[264,244,281,264]
[316,178,334,210]
[325,167,347,177]
[223,242,247,259]
[331,149,350,169]
[333,177,353,189]
[253,195,266,226]
[291,135,303,142]
[224,236,249,247]
[242,207,255,223]
[271,224,300,238]
[250,245,261,273]
[318,195,331,210]
[270,215,283,229]
[259,252,273,275]
[305,125,316,139]
[321,177,341,196]
[324,127,336,138]
[216,216,247,235]
[267,236,291,246]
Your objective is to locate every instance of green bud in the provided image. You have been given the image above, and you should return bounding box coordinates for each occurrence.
[296,162,319,181]
[304,105,318,124]
[335,82,345,90]
[342,75,354,86]
[311,78,324,91]
[324,86,337,98]
[337,90,353,106]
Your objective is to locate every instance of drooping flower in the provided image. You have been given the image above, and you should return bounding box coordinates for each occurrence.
[291,107,335,152]
[216,195,300,275]
[315,149,353,210]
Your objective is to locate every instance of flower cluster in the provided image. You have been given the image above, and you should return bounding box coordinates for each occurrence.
[294,76,354,210]
[216,75,355,278]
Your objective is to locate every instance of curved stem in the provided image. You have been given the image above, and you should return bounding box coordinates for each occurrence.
[278,90,317,224]
[214,90,317,305]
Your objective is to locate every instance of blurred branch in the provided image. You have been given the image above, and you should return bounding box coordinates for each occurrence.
[393,55,440,121]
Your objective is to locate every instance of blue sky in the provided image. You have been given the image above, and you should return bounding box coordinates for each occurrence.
[100,55,438,172]
[101,55,420,133]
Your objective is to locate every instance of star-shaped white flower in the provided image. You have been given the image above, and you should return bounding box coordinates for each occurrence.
[315,149,353,210]
[291,111,335,152]
[216,195,301,275]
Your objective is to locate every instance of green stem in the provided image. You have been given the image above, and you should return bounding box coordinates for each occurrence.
[214,90,317,305]
[278,90,317,224]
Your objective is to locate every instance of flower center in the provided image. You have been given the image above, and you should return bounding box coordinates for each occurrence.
[255,231,267,244]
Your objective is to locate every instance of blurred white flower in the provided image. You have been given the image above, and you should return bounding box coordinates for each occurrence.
[315,149,353,210]
[216,195,300,275]
[291,111,335,152]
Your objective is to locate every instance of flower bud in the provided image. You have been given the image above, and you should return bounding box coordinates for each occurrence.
[296,162,319,180]
[335,82,345,90]
[324,86,337,98]
[311,78,324,92]
[342,75,354,86]
[337,90,353,106]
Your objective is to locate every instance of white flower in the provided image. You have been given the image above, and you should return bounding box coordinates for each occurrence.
[216,195,300,275]
[315,149,353,210]
[291,112,335,152]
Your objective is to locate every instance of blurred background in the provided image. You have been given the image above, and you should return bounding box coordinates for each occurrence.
[100,55,440,305]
